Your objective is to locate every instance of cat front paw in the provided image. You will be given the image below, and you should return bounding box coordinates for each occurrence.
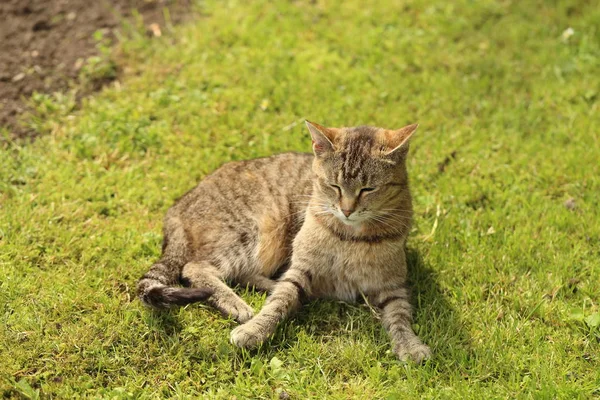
[230,322,266,348]
[394,342,432,364]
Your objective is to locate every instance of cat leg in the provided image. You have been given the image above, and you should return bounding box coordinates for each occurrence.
[236,274,277,293]
[182,261,254,323]
[230,267,312,348]
[370,287,431,363]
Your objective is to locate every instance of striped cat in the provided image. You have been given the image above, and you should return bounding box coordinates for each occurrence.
[137,121,431,363]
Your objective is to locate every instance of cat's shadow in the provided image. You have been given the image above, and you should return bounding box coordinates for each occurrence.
[143,248,471,364]
[273,247,471,363]
[404,247,471,362]
[143,308,185,336]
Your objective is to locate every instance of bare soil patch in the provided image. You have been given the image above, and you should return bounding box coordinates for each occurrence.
[0,0,192,139]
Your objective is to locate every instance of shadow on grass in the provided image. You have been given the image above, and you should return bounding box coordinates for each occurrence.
[144,308,185,336]
[406,247,472,366]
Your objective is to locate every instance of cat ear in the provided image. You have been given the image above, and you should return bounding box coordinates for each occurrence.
[305,120,337,155]
[384,123,419,156]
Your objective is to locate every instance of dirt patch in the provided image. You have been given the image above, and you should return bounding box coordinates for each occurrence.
[0,0,193,139]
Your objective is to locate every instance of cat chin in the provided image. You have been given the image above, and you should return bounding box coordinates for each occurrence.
[337,217,363,227]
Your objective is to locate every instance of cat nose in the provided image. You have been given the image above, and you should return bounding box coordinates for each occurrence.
[342,209,353,218]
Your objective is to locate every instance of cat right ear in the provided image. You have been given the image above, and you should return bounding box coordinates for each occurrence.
[305,120,336,156]
[384,123,419,157]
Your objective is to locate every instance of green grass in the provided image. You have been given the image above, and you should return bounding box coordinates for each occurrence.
[2,0,600,398]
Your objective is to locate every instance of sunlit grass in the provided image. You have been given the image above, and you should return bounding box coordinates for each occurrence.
[1,0,599,398]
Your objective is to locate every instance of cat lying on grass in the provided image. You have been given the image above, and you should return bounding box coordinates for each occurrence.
[137,121,431,363]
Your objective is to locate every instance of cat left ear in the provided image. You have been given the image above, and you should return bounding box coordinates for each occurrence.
[305,120,337,156]
[384,123,419,156]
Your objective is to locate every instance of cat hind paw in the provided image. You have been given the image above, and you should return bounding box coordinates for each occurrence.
[231,302,254,324]
[214,300,254,324]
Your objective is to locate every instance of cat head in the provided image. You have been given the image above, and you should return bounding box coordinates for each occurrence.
[305,120,417,227]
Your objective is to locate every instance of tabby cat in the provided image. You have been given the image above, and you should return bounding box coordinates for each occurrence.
[137,121,431,363]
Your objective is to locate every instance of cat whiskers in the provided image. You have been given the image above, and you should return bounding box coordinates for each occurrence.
[286,206,322,218]
[286,199,332,219]
[366,211,411,232]
[378,208,414,214]
[367,215,403,232]
[379,212,412,227]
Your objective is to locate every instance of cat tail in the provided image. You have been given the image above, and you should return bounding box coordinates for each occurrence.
[137,213,214,309]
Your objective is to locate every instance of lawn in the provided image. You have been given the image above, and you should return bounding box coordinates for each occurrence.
[1,0,599,398]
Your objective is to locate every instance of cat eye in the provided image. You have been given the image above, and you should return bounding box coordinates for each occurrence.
[359,187,376,195]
